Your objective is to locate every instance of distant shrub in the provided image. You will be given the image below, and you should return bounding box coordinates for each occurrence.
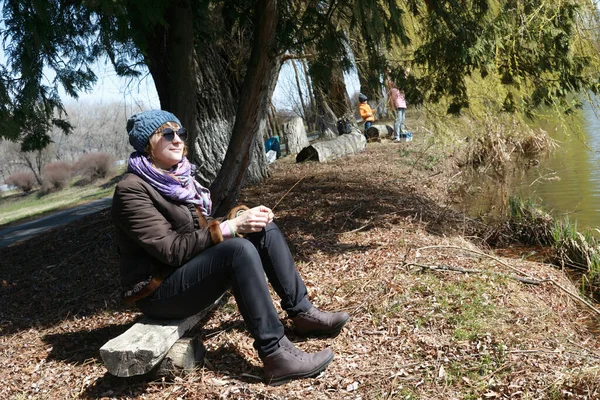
[73,152,114,183]
[41,162,72,193]
[5,172,37,193]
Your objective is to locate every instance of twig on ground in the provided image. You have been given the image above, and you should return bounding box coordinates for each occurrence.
[205,320,246,339]
[549,280,600,319]
[567,339,600,359]
[407,262,546,285]
[324,222,373,236]
[271,175,307,212]
[415,244,530,277]
[507,349,561,355]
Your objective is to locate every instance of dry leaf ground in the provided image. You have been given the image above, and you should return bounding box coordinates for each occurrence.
[2,135,600,399]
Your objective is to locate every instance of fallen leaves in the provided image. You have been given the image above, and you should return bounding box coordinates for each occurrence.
[2,141,600,399]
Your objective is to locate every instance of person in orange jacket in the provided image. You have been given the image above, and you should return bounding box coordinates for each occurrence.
[358,93,375,136]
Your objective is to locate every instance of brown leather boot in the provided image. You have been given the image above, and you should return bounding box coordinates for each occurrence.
[262,336,334,386]
[291,307,350,337]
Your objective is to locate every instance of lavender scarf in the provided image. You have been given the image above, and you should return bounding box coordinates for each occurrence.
[127,152,213,216]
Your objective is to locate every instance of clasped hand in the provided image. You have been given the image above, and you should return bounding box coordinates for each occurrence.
[230,205,274,234]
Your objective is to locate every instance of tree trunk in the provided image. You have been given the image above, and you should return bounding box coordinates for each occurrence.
[301,58,315,132]
[291,59,308,131]
[140,0,269,194]
[366,124,393,141]
[210,0,280,216]
[310,62,353,136]
[281,117,310,155]
[351,35,383,104]
[143,0,197,161]
[296,132,366,163]
[328,65,352,118]
[267,109,275,138]
[313,87,339,135]
[271,104,284,155]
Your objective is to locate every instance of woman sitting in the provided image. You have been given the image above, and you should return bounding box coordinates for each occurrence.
[111,110,350,385]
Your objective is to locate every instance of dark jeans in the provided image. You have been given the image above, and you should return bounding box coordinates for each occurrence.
[136,222,312,357]
[364,120,373,132]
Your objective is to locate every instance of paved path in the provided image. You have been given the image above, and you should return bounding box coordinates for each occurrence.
[0,197,113,248]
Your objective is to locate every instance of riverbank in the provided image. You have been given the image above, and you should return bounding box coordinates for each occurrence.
[1,136,599,399]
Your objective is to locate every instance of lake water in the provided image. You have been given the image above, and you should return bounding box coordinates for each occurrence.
[464,102,600,231]
[515,103,600,231]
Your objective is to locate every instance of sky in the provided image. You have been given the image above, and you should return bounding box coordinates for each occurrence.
[59,59,160,110]
[271,59,361,111]
[69,57,360,113]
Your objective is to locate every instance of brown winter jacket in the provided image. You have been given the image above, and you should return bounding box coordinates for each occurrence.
[112,173,242,304]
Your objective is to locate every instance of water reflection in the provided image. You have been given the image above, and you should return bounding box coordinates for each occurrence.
[517,102,600,231]
[461,103,600,231]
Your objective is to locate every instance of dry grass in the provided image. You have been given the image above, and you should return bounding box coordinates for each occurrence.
[462,114,557,179]
[2,137,600,399]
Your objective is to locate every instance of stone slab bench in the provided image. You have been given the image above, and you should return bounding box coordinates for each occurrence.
[100,296,225,377]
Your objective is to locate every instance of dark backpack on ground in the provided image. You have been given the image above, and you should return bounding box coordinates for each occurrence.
[336,118,352,135]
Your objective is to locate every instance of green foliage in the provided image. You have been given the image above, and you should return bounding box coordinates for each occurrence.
[0,0,176,151]
[349,0,413,88]
[550,216,600,273]
[394,0,600,118]
[1,0,599,154]
[506,196,600,299]
[0,0,100,150]
[506,196,555,246]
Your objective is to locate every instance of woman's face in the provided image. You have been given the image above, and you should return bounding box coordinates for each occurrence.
[148,121,187,169]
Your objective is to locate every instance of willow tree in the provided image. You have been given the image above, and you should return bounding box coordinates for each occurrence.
[349,0,412,105]
[302,0,412,132]
[403,0,600,117]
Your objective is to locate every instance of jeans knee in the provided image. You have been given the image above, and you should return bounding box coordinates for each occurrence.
[226,237,254,255]
[264,221,280,234]
[221,238,262,272]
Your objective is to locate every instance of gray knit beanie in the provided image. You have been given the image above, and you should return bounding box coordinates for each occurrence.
[127,110,182,153]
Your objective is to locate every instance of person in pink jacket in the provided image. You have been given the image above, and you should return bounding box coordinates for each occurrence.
[387,68,412,142]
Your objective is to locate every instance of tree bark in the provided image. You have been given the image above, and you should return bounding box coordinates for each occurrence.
[350,29,384,105]
[139,1,269,195]
[210,0,281,216]
[310,62,353,135]
[327,65,352,118]
[143,0,198,162]
[366,124,393,141]
[313,87,339,135]
[282,117,310,155]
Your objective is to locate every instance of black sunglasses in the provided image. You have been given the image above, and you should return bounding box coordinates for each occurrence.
[158,127,188,142]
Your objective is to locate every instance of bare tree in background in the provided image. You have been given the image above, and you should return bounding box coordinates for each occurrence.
[0,101,146,186]
[17,144,55,186]
[52,101,144,163]
[276,61,309,122]
[0,140,23,183]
